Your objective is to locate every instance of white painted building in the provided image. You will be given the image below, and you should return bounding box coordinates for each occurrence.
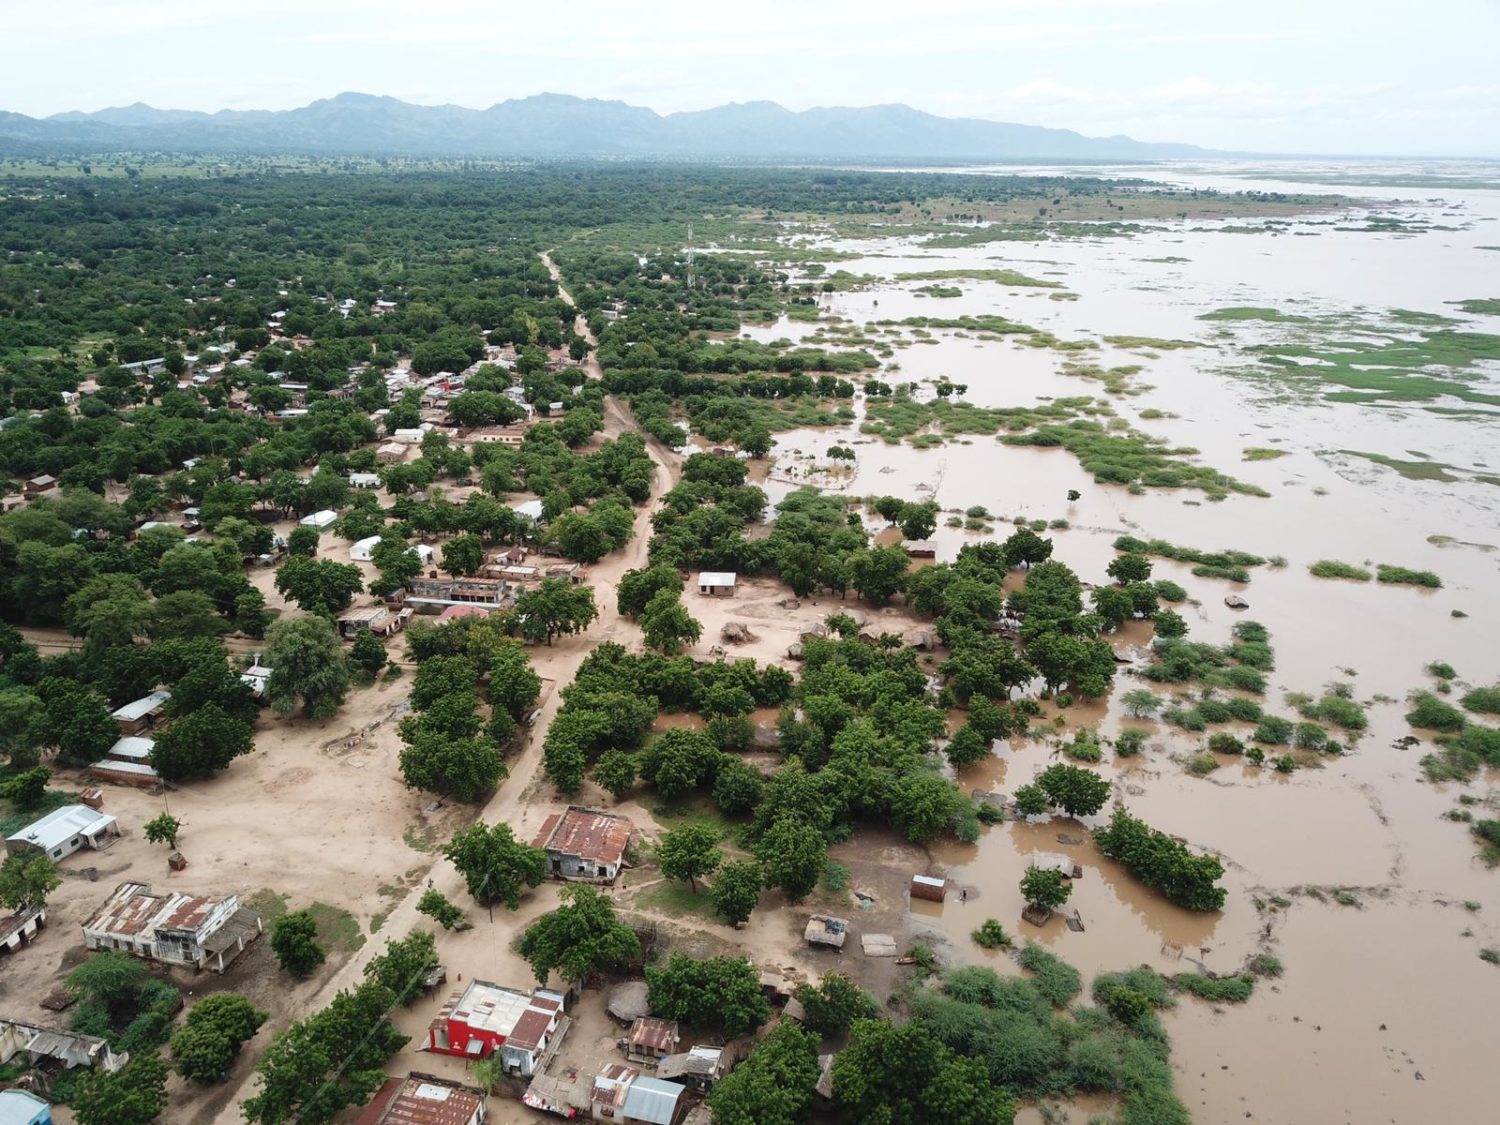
[82,882,263,973]
[299,509,338,529]
[5,806,119,862]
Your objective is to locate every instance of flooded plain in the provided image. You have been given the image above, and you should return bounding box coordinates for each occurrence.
[746,161,1500,1123]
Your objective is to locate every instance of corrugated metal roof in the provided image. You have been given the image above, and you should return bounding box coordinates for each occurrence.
[105,736,155,760]
[696,571,737,586]
[621,1076,685,1125]
[83,882,234,940]
[591,1062,637,1110]
[111,690,170,722]
[6,805,115,851]
[629,1017,679,1053]
[355,1074,486,1125]
[531,806,633,865]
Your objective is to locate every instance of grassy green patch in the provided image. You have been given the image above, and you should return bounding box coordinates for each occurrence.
[1340,450,1462,482]
[633,880,721,922]
[1308,559,1372,581]
[0,787,76,837]
[246,890,366,952]
[1242,446,1288,461]
[1455,298,1500,315]
[1199,306,1312,324]
[1102,335,1201,350]
[1016,944,1083,1006]
[1376,564,1441,589]
[1170,972,1254,1003]
[894,268,1063,289]
[1113,534,1265,580]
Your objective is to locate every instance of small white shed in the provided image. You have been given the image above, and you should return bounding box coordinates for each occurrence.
[697,572,737,597]
[299,510,338,530]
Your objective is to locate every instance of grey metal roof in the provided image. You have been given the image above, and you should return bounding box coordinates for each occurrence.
[6,805,116,851]
[620,1076,685,1124]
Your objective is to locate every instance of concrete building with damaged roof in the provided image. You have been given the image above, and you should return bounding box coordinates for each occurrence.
[531,805,634,882]
[81,882,263,973]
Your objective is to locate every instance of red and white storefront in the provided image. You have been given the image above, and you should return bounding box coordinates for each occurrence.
[425,980,565,1078]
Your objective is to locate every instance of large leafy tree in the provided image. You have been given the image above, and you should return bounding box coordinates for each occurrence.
[794,972,879,1036]
[656,823,722,892]
[150,703,253,781]
[243,981,407,1124]
[617,563,683,618]
[639,588,701,655]
[271,910,326,976]
[756,816,827,902]
[845,545,909,606]
[833,1018,1015,1125]
[709,859,763,926]
[170,993,267,1084]
[264,616,350,719]
[517,885,641,983]
[1035,762,1111,817]
[36,677,118,766]
[363,929,440,1006]
[707,1022,821,1125]
[0,853,60,910]
[442,822,547,908]
[274,557,364,616]
[645,954,769,1037]
[398,731,506,802]
[514,578,597,645]
[73,1049,169,1125]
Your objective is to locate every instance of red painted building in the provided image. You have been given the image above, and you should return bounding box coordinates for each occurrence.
[425,980,565,1077]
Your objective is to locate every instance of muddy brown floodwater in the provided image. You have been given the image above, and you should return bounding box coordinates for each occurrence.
[743,160,1500,1123]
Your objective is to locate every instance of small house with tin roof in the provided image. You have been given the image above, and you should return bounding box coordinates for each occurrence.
[5,805,118,863]
[625,1016,679,1066]
[531,806,633,883]
[111,689,170,736]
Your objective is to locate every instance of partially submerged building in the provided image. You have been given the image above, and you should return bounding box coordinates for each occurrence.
[81,882,262,973]
[531,806,633,882]
[804,914,849,951]
[5,805,119,862]
[423,980,566,1078]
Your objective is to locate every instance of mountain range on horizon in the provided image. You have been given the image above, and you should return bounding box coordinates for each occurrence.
[0,91,1211,162]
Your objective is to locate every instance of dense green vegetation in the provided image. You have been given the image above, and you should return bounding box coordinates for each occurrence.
[1113,534,1265,582]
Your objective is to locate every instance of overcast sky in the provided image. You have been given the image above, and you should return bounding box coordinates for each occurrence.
[3,0,1497,156]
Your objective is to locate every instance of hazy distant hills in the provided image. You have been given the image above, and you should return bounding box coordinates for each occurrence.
[0,92,1207,161]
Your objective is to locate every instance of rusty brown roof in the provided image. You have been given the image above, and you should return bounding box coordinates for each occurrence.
[83,882,231,939]
[355,1074,486,1125]
[629,1016,679,1053]
[531,806,633,865]
[506,1007,553,1052]
[591,1063,637,1110]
